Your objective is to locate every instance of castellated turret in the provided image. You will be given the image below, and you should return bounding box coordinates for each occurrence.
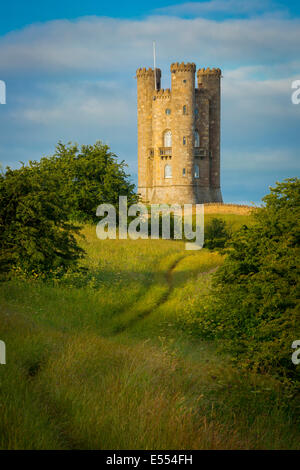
[136,63,223,204]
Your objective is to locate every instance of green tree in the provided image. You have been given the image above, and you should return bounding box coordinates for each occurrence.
[0,141,138,275]
[36,141,138,223]
[204,217,231,250]
[0,163,84,275]
[195,178,300,380]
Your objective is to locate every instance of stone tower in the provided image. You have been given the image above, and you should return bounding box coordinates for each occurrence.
[136,62,223,204]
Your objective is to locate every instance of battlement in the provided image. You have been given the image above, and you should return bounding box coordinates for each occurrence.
[137,61,222,205]
[197,67,221,77]
[136,67,162,78]
[170,62,196,73]
[153,88,171,99]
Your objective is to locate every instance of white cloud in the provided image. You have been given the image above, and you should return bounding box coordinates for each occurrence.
[0,15,300,76]
[15,81,134,125]
[0,12,299,202]
[154,0,283,17]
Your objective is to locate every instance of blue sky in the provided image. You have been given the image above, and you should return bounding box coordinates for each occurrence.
[0,0,299,204]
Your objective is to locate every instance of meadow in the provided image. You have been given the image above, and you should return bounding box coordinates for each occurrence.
[0,210,299,450]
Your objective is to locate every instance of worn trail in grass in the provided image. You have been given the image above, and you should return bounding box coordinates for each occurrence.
[0,216,299,449]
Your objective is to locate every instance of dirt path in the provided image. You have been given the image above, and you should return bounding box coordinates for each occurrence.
[113,254,187,334]
[113,253,220,334]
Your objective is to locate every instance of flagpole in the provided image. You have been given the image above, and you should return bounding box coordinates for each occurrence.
[153,41,157,90]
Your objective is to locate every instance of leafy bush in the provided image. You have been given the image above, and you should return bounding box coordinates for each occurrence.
[190,179,300,381]
[0,141,138,275]
[36,141,138,223]
[204,217,231,250]
[0,163,84,275]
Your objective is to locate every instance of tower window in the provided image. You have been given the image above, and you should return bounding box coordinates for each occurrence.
[194,164,200,178]
[165,108,171,115]
[164,164,172,179]
[195,108,199,116]
[183,136,186,145]
[182,168,186,176]
[183,79,187,83]
[183,105,187,115]
[163,130,172,147]
[194,130,200,147]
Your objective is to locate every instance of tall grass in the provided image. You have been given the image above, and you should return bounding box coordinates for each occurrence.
[0,215,299,449]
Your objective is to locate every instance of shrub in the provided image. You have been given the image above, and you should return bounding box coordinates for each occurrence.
[36,141,138,223]
[0,164,84,275]
[191,179,300,381]
[0,141,138,275]
[204,217,231,250]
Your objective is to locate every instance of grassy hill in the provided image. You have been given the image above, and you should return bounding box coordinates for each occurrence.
[0,210,299,449]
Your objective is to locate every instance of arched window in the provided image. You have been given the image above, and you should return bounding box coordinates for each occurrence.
[182,168,186,176]
[165,108,171,115]
[163,130,172,147]
[183,136,186,145]
[194,164,199,178]
[164,164,172,179]
[183,105,187,115]
[194,130,200,147]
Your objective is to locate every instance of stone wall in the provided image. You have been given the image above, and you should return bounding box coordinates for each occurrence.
[197,68,222,199]
[136,63,223,204]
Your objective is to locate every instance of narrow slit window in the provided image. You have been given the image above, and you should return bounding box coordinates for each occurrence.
[164,164,172,179]
[194,164,200,178]
[163,130,172,147]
